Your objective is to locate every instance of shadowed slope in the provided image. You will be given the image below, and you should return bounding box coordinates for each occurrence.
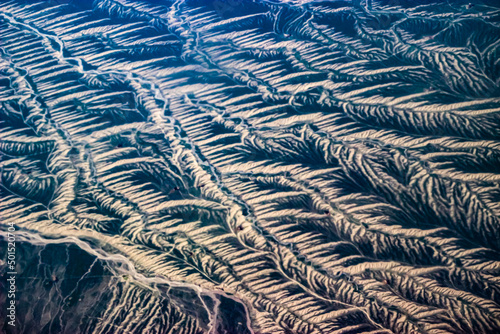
[1,0,500,333]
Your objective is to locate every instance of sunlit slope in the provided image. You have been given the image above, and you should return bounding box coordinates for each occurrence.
[1,0,500,333]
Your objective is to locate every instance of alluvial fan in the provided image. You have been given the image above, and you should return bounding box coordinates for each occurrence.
[0,0,499,333]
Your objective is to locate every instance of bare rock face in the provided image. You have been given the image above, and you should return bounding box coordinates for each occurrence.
[0,0,499,333]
